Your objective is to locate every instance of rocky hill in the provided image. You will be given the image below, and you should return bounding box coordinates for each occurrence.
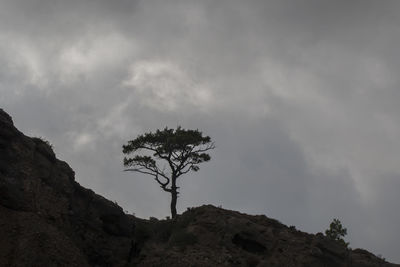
[0,108,398,267]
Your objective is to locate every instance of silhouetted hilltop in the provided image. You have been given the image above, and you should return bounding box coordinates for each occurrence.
[0,108,398,267]
[0,109,134,266]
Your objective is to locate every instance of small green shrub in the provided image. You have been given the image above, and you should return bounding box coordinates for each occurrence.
[325,218,349,247]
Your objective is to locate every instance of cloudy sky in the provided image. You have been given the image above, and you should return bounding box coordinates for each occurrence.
[1,0,400,262]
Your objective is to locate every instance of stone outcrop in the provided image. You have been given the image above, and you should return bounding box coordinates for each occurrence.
[0,108,398,267]
[132,205,398,267]
[0,109,135,266]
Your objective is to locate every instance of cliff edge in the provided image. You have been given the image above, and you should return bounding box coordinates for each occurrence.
[0,109,135,266]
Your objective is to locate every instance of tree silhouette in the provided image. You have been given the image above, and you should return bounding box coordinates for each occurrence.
[123,127,214,219]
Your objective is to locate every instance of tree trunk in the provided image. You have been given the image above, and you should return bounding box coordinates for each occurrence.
[170,191,177,219]
[170,175,177,219]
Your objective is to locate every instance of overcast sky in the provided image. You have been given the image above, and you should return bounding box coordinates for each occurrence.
[1,0,400,262]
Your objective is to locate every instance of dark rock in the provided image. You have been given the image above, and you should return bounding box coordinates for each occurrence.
[33,137,56,162]
[0,109,17,140]
[0,109,136,267]
[315,235,347,258]
[310,246,323,257]
[132,205,399,266]
[0,108,13,124]
[232,231,267,254]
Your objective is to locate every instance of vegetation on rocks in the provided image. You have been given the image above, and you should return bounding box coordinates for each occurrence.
[325,218,349,247]
[0,109,398,267]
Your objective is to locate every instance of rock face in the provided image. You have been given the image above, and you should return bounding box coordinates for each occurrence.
[0,109,135,266]
[0,108,398,267]
[133,206,398,267]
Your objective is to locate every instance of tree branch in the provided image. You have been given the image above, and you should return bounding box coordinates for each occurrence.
[192,142,215,153]
[178,166,194,175]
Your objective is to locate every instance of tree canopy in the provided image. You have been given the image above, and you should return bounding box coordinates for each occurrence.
[123,126,214,218]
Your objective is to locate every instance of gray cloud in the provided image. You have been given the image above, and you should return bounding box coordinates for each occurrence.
[1,0,400,262]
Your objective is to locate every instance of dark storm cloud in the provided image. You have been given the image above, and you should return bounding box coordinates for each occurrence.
[1,0,400,262]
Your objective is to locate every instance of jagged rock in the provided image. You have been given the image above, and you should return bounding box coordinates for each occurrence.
[0,109,15,140]
[131,205,399,267]
[232,231,267,254]
[0,109,135,267]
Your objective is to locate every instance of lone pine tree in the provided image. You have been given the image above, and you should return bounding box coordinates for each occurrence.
[123,127,214,219]
[325,218,349,247]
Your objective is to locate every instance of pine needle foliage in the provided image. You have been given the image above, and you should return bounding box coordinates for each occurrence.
[325,218,349,247]
[123,126,214,218]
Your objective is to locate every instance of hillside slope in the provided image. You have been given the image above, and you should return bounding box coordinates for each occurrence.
[0,108,397,267]
[133,205,399,266]
[0,109,135,266]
